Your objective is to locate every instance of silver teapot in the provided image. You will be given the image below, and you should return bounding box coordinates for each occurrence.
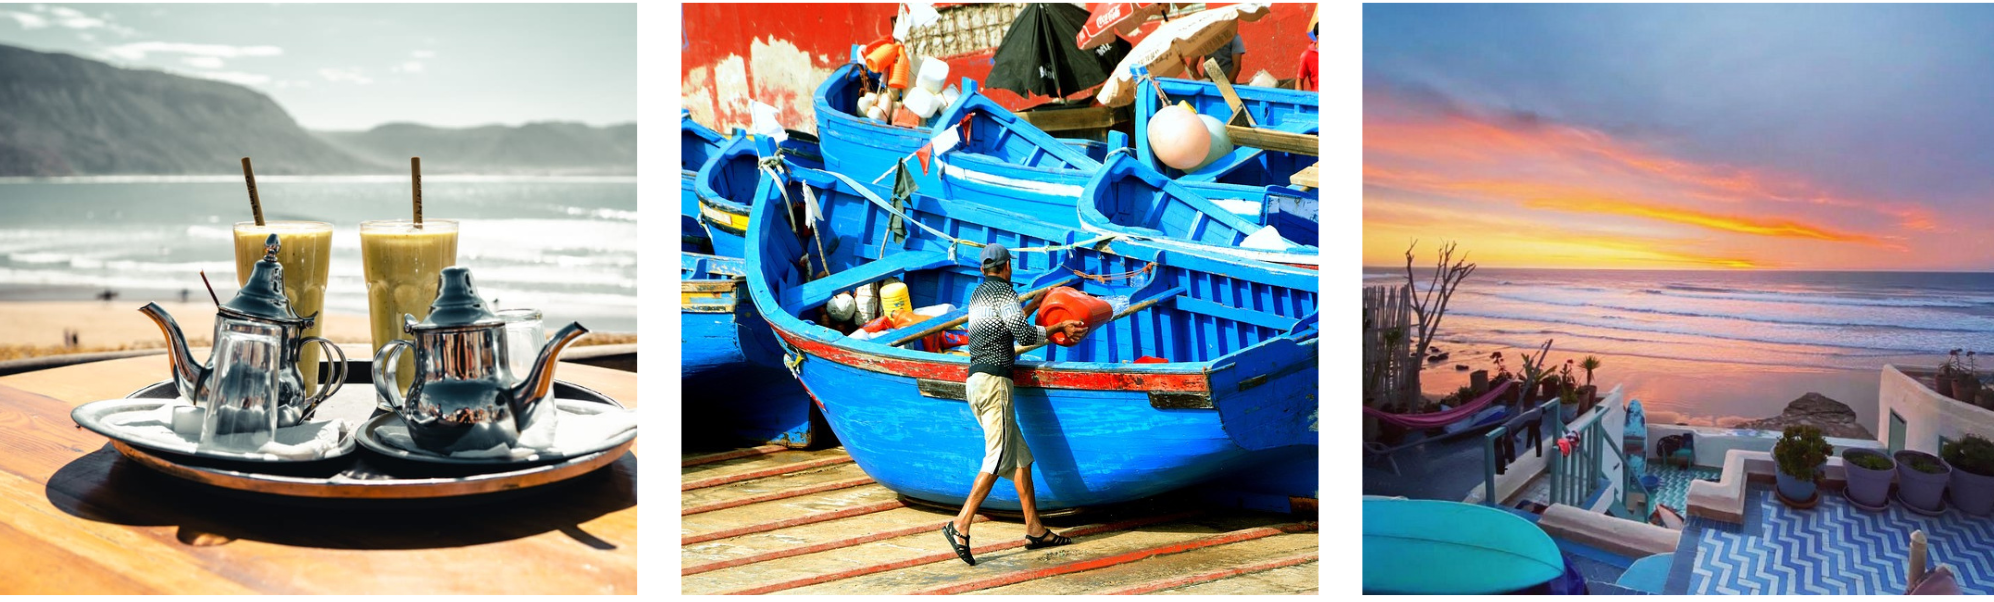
[140,234,347,443]
[373,266,588,454]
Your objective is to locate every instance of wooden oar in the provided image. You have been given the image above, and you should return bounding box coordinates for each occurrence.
[1016,291,1174,355]
[1203,58,1319,157]
[886,276,1079,347]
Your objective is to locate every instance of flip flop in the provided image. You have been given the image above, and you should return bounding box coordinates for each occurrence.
[942,522,976,566]
[1023,528,1072,550]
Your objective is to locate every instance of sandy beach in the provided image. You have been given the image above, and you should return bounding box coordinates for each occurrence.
[0,300,637,363]
[1413,342,1897,432]
[0,300,375,360]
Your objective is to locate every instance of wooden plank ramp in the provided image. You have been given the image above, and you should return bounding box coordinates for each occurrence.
[681,445,1318,594]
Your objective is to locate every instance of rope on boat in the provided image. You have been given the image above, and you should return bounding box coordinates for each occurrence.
[760,156,834,276]
[817,168,1124,260]
[1070,263,1154,284]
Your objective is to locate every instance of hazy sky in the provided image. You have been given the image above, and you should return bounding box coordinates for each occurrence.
[0,3,635,130]
[1365,4,1994,271]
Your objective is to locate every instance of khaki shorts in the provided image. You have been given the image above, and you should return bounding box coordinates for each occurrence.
[967,372,1033,475]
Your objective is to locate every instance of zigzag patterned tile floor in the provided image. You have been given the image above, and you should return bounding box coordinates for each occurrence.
[1687,485,1994,594]
[1645,464,1720,512]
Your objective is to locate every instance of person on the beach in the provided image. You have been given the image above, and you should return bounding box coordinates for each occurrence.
[942,244,1087,566]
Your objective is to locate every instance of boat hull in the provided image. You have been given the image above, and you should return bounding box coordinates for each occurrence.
[741,163,1320,510]
[682,256,814,447]
[775,325,1269,511]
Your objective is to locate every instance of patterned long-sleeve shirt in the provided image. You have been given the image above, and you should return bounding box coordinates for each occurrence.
[967,276,1046,380]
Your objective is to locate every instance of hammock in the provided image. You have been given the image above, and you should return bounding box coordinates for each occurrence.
[1364,380,1516,430]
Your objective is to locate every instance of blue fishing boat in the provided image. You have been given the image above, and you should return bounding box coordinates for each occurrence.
[683,112,725,252]
[1080,153,1319,267]
[814,61,1319,230]
[681,252,817,447]
[693,131,823,259]
[741,159,1319,511]
[1133,77,1319,187]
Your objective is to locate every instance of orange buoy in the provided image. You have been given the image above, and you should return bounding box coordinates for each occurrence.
[1035,287,1113,347]
[888,50,913,89]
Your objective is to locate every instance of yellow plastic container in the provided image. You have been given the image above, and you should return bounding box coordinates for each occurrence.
[880,281,912,317]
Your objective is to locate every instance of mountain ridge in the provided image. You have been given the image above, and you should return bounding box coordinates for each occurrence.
[0,43,634,176]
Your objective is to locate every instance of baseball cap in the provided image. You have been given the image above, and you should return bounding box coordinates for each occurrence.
[980,243,1011,269]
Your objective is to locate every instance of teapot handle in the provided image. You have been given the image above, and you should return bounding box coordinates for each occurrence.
[298,337,347,420]
[372,339,415,413]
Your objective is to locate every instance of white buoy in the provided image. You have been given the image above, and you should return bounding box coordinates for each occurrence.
[1194,114,1234,171]
[940,85,961,109]
[904,86,940,118]
[857,92,877,115]
[917,57,949,94]
[866,104,886,122]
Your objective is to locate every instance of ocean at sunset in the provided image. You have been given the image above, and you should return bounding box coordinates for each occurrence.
[1362,267,1993,429]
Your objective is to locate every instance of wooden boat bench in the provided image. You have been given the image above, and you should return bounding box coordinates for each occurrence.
[779,250,955,312]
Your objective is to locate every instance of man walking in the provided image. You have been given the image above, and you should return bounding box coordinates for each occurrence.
[942,244,1088,566]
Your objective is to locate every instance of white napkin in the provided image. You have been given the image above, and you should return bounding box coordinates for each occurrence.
[103,402,351,461]
[376,399,637,462]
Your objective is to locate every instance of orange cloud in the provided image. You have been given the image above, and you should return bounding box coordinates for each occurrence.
[1522,197,1890,246]
[1365,92,1938,236]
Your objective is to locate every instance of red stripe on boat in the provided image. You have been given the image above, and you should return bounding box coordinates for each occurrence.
[778,329,1211,393]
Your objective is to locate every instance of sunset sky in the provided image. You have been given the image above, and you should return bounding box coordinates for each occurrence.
[1364,4,1994,271]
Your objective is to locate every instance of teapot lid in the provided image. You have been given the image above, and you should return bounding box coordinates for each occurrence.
[222,233,304,323]
[413,266,501,329]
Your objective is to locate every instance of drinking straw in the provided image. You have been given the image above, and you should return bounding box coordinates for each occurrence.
[198,271,221,307]
[410,157,423,225]
[240,157,264,226]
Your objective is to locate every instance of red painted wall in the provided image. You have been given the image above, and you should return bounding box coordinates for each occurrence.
[682,3,1315,134]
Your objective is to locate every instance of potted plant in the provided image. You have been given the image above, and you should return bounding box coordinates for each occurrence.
[1942,434,1994,516]
[1841,448,1895,509]
[1772,426,1833,506]
[1954,351,1982,403]
[1937,349,1961,398]
[1894,449,1952,513]
[1979,386,1994,411]
[1579,355,1602,404]
[1558,387,1581,422]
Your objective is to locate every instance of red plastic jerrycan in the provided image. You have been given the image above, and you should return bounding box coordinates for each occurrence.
[1036,287,1113,347]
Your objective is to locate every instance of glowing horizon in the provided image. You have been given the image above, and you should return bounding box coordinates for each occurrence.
[1365,4,1994,271]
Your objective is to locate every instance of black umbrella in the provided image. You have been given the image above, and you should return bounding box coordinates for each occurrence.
[987,3,1131,99]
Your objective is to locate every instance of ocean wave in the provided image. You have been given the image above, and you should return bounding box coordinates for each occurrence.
[1466,288,1994,333]
[1450,308,1975,356]
[1640,286,1994,308]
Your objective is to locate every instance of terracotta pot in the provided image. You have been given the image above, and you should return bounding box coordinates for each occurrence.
[1936,373,1955,398]
[1952,373,1980,403]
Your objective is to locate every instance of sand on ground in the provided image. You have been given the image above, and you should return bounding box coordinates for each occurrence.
[0,301,636,362]
[0,301,374,360]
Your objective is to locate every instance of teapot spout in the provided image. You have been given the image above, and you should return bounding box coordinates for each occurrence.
[138,302,206,403]
[507,321,589,430]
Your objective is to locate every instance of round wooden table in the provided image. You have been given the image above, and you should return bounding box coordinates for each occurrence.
[0,347,637,594]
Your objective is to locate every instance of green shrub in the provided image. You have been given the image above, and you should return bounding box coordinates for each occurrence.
[1908,455,1947,474]
[1773,426,1833,480]
[1941,435,1994,477]
[1848,451,1894,471]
